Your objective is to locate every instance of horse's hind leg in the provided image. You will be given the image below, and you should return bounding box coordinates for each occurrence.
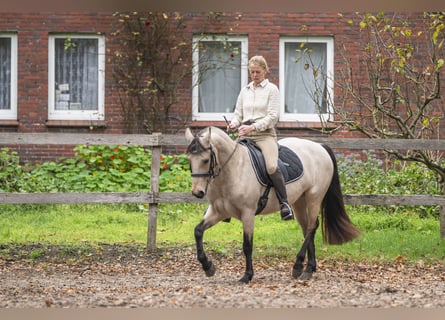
[295,218,319,280]
[293,231,310,279]
[292,197,320,280]
[292,197,308,278]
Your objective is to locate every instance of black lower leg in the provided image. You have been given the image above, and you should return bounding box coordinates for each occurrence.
[295,219,319,280]
[304,220,319,274]
[239,232,254,284]
[293,235,309,278]
[194,221,215,276]
[304,239,317,274]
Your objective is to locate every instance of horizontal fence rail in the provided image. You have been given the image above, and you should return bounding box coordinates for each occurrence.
[3,132,445,149]
[1,132,445,249]
[1,192,445,206]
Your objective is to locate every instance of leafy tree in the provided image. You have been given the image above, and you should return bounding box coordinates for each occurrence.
[110,12,239,134]
[301,12,445,183]
[110,12,191,134]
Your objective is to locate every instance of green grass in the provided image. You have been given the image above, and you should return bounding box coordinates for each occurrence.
[1,203,444,265]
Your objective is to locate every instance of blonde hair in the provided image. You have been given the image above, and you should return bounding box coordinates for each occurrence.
[248,55,269,72]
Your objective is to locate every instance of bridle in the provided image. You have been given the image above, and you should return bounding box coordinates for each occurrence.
[187,128,239,192]
[190,143,220,179]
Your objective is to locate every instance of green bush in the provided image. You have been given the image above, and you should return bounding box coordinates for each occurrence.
[159,154,191,192]
[1,144,192,194]
[0,148,26,192]
[338,154,440,195]
[338,153,442,218]
[24,145,152,192]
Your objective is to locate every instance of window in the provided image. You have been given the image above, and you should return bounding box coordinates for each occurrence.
[279,36,333,122]
[192,35,248,121]
[48,34,105,120]
[0,34,17,120]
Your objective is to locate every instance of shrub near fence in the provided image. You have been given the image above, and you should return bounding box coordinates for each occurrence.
[1,132,445,251]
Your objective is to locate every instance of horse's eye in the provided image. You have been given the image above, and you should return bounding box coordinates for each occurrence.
[203,159,210,164]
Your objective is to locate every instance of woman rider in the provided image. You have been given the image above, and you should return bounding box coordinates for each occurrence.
[228,55,294,221]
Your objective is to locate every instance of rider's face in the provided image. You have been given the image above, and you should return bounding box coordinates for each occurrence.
[249,65,266,86]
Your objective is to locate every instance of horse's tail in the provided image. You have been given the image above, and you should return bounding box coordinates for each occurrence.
[320,144,361,245]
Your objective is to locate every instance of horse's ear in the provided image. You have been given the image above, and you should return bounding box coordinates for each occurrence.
[185,128,194,143]
[201,127,211,147]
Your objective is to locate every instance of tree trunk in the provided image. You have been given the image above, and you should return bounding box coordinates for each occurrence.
[441,186,445,238]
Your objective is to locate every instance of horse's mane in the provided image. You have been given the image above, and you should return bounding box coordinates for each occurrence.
[186,127,232,155]
[186,135,206,154]
[207,126,235,144]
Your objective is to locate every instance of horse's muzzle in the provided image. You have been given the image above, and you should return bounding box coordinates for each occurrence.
[192,190,205,199]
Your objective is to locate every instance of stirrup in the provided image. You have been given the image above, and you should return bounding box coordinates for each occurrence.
[280,203,294,221]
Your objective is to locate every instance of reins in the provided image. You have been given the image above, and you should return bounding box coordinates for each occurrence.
[217,135,240,173]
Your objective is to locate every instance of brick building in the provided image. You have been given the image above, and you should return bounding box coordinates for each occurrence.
[0,11,442,162]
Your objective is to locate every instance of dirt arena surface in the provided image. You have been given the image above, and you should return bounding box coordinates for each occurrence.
[1,244,444,308]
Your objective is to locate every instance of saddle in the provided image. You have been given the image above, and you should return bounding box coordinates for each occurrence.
[239,138,304,215]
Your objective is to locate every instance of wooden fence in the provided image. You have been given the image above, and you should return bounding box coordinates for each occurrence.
[1,132,445,251]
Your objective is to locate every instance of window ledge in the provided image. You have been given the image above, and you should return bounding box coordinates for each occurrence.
[277,121,337,129]
[46,120,107,128]
[0,120,19,127]
[189,120,337,130]
[189,120,227,128]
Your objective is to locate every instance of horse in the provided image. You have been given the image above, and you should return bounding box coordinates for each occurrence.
[185,126,360,284]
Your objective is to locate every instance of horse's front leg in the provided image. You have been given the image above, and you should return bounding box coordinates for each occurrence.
[194,206,222,277]
[239,231,254,284]
[194,220,216,277]
[238,215,255,284]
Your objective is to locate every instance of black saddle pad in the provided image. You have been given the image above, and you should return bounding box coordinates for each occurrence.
[239,138,304,187]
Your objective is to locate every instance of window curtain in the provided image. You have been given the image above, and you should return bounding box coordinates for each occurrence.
[284,42,327,114]
[0,38,11,110]
[54,38,98,110]
[198,41,241,113]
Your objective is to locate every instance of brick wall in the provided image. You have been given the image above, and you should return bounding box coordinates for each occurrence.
[0,12,442,163]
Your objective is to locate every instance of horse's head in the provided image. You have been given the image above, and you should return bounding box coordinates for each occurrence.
[185,127,218,198]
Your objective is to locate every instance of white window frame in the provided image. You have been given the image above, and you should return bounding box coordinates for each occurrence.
[48,34,105,121]
[279,36,334,122]
[192,35,249,121]
[0,33,17,120]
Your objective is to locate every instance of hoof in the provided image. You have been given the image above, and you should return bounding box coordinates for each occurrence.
[238,277,251,284]
[298,271,313,281]
[238,273,253,284]
[292,267,303,279]
[204,262,216,277]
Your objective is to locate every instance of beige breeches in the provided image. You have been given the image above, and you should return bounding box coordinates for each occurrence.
[248,134,279,174]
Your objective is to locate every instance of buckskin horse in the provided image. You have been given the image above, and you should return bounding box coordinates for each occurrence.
[185,126,360,283]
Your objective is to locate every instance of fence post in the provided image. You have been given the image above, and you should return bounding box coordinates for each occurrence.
[440,208,445,238]
[147,133,161,252]
[441,189,445,238]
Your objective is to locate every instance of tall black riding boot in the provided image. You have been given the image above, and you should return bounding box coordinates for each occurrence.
[269,167,294,221]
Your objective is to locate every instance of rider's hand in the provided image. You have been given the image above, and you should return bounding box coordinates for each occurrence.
[228,123,237,133]
[238,124,255,136]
